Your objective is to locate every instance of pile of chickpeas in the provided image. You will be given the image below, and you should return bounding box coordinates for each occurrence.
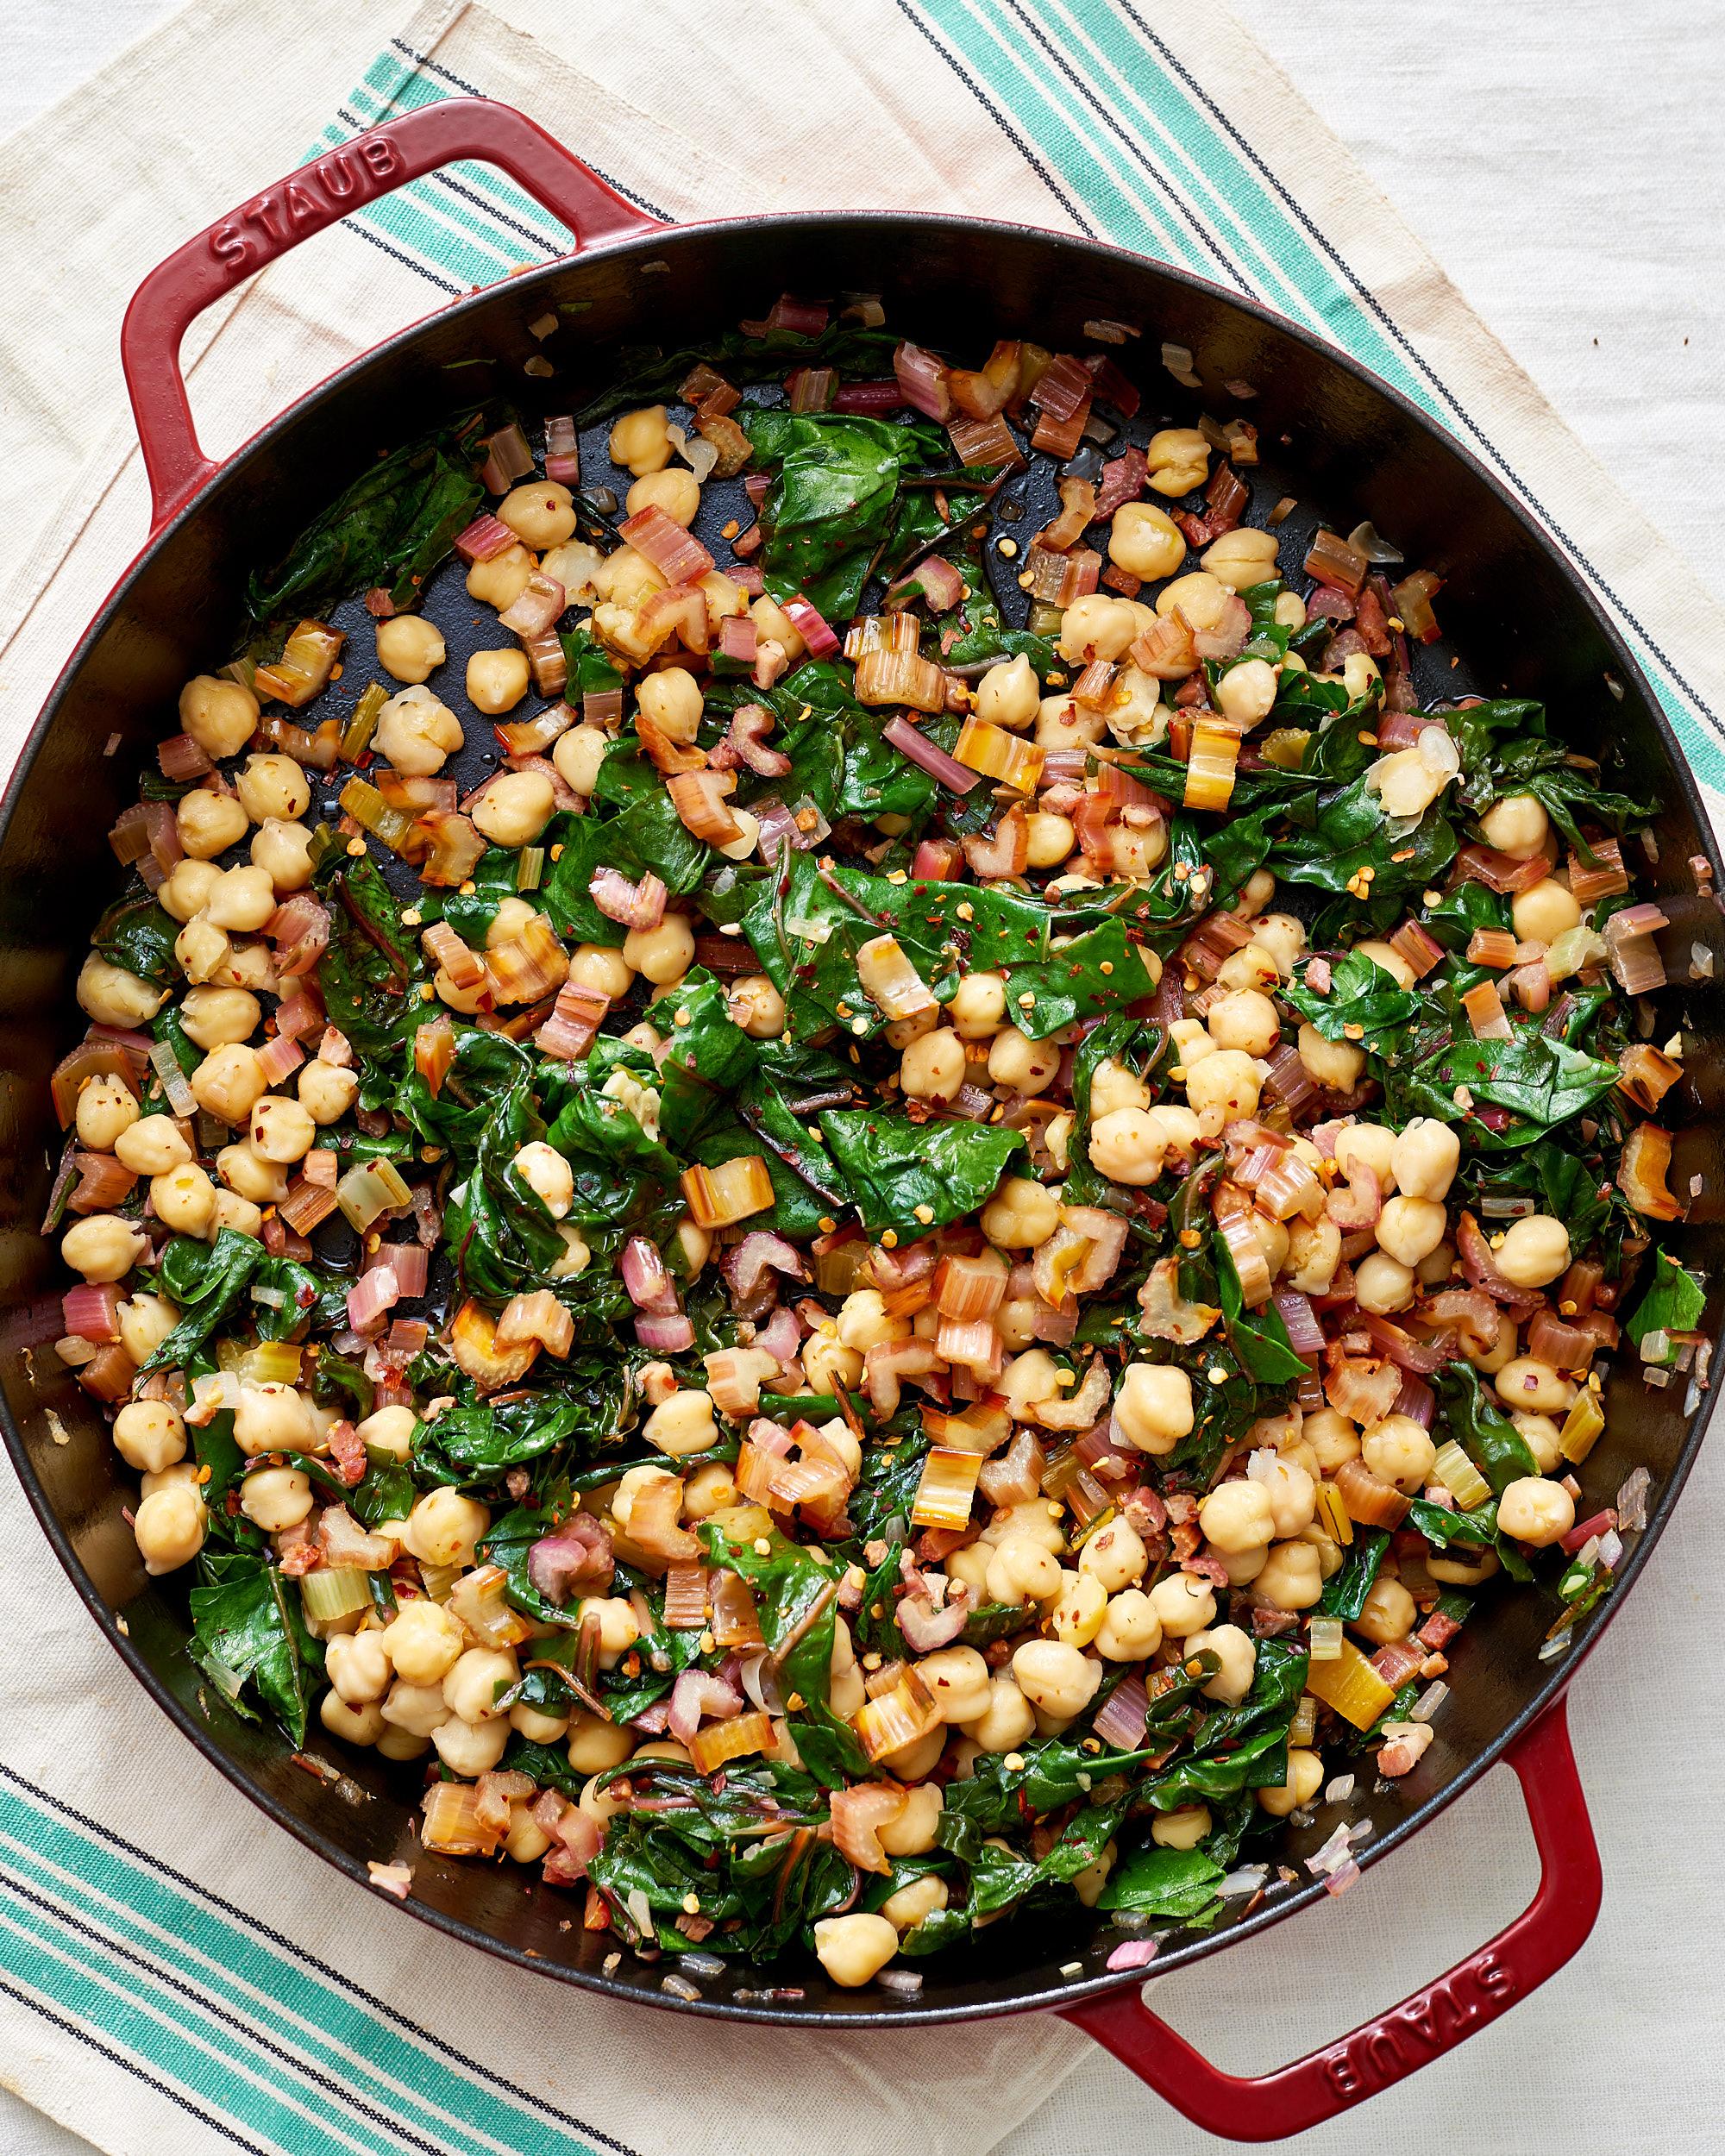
[56,381,1627,1994]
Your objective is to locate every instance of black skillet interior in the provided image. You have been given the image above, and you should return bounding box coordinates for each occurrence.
[3,214,1721,2028]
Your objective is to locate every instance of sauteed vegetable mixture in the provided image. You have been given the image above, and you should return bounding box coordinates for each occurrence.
[47,301,1703,1989]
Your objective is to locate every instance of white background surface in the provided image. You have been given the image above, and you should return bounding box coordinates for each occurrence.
[1,4,1720,2152]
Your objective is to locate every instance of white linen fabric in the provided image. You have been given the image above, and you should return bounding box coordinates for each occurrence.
[0,2,1720,2153]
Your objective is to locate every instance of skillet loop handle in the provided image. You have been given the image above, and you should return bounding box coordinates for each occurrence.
[119,96,661,531]
[1060,1693,1599,2142]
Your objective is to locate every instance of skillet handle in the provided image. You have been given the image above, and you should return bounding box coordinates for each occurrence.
[120,96,660,530]
[1059,1693,1600,2141]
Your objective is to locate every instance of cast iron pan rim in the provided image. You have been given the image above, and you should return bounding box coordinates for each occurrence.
[4,207,1721,2028]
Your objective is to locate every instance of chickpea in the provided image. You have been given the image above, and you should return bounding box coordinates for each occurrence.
[1367,746,1450,819]
[1107,498,1187,580]
[1083,1058,1146,1123]
[1200,1480,1276,1554]
[1214,1542,1267,1587]
[298,1060,359,1125]
[899,1027,966,1103]
[1079,1518,1147,1594]
[986,1025,1062,1094]
[1149,1572,1216,1638]
[179,674,259,758]
[239,1465,314,1532]
[467,541,534,611]
[235,753,310,824]
[508,1699,570,1748]
[1151,1805,1212,1850]
[1495,1357,1575,1416]
[813,1912,899,1989]
[1470,1311,1519,1375]
[432,1714,511,1777]
[554,724,609,800]
[624,915,696,985]
[1354,1250,1415,1315]
[179,985,260,1053]
[1084,1107,1169,1187]
[229,1382,313,1458]
[1201,526,1280,592]
[1034,691,1107,750]
[59,1213,144,1283]
[1012,1639,1102,1719]
[1145,427,1209,497]
[380,1678,452,1739]
[134,1482,205,1575]
[248,818,315,895]
[249,1095,317,1164]
[467,774,555,857]
[1019,810,1072,870]
[975,653,1041,730]
[1113,1363,1195,1455]
[980,1498,1066,1557]
[191,1043,266,1125]
[1258,1748,1324,1817]
[564,946,632,1005]
[1496,1476,1579,1551]
[443,1645,519,1725]
[1250,912,1305,979]
[210,1190,261,1241]
[548,1714,630,1785]
[511,1139,574,1220]
[1353,1576,1418,1646]
[1333,1123,1396,1191]
[624,467,700,527]
[1155,570,1232,631]
[1182,1049,1264,1138]
[1377,1194,1448,1268]
[1095,1589,1162,1661]
[461,649,528,720]
[174,916,231,987]
[960,1675,1038,1754]
[216,939,279,997]
[1510,1412,1564,1475]
[641,1388,718,1458]
[374,685,464,775]
[1496,1214,1571,1288]
[112,1399,187,1475]
[495,478,577,550]
[1297,1022,1364,1093]
[1255,1540,1323,1610]
[1389,1118,1460,1202]
[157,859,221,924]
[1479,793,1550,860]
[1304,1407,1361,1472]
[1050,1571,1109,1650]
[373,614,447,686]
[980,1176,1061,1249]
[985,1536,1063,1608]
[880,1872,948,1943]
[1364,1414,1437,1494]
[76,952,167,1029]
[609,405,673,478]
[1058,596,1138,664]
[149,1162,216,1236]
[1418,1242,1456,1287]
[308,1640,390,1729]
[116,1289,179,1367]
[916,1645,993,1725]
[177,789,249,860]
[1207,987,1281,1056]
[404,1488,490,1570]
[72,1075,137,1153]
[110,1117,186,1181]
[1511,876,1582,946]
[1182,1623,1255,1703]
[1214,657,1277,730]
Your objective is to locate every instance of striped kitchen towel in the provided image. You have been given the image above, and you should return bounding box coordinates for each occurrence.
[1,2,1723,2154]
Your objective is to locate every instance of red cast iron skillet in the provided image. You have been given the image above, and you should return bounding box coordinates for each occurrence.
[3,99,1722,2141]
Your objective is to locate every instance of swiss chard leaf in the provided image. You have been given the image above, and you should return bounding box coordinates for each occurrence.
[188,1551,323,1746]
[571,323,902,429]
[1436,1363,1540,1496]
[1448,699,1653,861]
[1625,1249,1707,1366]
[1317,1527,1389,1618]
[818,1108,1025,1240]
[1269,773,1458,906]
[1095,1844,1226,1920]
[411,1387,595,1489]
[141,1230,265,1372]
[741,410,950,619]
[541,774,711,942]
[93,891,180,986]
[1283,950,1421,1046]
[242,411,486,633]
[316,856,423,1064]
